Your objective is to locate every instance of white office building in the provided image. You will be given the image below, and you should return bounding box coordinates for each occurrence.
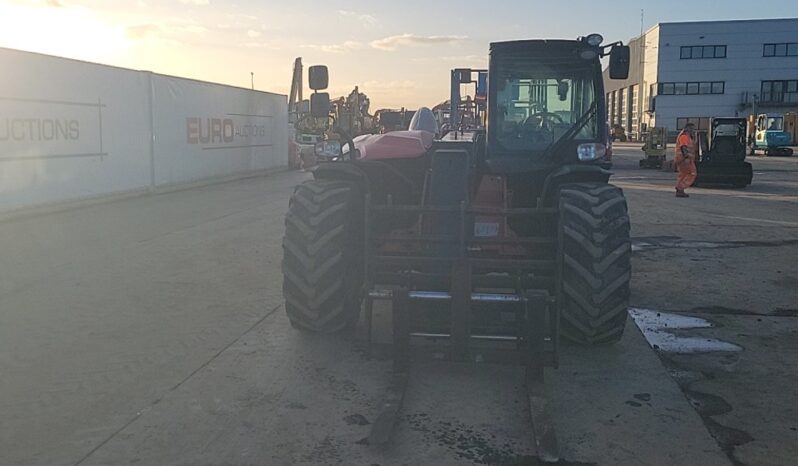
[604,18,798,139]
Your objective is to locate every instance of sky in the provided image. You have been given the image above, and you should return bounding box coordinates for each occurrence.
[1,0,797,109]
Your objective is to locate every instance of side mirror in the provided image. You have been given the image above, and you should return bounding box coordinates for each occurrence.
[609,45,630,80]
[314,140,342,159]
[557,81,569,101]
[310,92,330,118]
[308,65,329,90]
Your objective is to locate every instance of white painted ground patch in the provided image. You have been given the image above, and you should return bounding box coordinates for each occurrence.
[629,308,743,354]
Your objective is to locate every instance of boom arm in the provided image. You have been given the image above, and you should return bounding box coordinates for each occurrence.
[288,57,303,114]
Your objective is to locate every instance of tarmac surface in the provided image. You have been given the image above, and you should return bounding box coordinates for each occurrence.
[1,146,796,465]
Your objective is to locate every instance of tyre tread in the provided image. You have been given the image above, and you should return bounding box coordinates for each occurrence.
[282,180,363,333]
[558,183,631,345]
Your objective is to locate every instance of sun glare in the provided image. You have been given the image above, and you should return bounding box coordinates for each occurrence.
[0,2,128,61]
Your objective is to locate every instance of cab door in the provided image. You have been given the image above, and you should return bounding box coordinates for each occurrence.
[755,115,766,147]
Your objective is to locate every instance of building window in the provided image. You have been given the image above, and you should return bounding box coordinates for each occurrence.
[658,81,724,95]
[761,80,798,103]
[647,84,657,112]
[676,117,710,131]
[629,85,639,136]
[608,91,618,125]
[680,45,726,59]
[763,42,798,57]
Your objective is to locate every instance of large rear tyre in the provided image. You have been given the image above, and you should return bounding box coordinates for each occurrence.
[558,183,631,345]
[282,179,363,333]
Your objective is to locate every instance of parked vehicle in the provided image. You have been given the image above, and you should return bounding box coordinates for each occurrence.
[750,113,793,156]
[640,126,667,169]
[696,117,753,187]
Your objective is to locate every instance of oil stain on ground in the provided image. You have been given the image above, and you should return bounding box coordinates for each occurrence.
[631,308,754,466]
[404,413,597,465]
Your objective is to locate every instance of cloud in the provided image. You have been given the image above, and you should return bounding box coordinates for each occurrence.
[337,10,376,27]
[361,80,417,91]
[170,23,207,34]
[411,54,487,66]
[46,0,64,7]
[246,29,260,38]
[370,33,467,51]
[438,54,484,62]
[227,13,258,21]
[179,0,209,5]
[243,41,281,50]
[125,19,207,43]
[302,40,363,54]
[125,23,161,39]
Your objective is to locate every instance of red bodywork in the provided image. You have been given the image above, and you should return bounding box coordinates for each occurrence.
[378,173,524,256]
[354,130,434,160]
[368,131,525,256]
[471,175,524,256]
[357,129,523,256]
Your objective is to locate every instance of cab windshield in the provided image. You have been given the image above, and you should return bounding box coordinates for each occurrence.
[767,117,784,131]
[493,67,597,152]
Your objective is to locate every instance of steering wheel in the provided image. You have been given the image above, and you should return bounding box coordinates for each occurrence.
[522,111,565,130]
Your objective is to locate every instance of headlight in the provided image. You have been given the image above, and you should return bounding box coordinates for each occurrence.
[579,49,598,60]
[585,33,603,47]
[577,143,606,161]
[314,140,342,158]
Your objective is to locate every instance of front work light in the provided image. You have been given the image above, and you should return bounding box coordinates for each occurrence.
[585,33,604,47]
[577,143,606,161]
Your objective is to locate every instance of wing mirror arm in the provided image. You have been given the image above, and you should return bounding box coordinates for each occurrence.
[599,41,624,58]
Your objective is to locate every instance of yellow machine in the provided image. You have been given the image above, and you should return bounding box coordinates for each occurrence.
[611,124,627,141]
[640,126,667,168]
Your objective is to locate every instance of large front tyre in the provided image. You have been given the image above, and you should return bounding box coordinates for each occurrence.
[558,183,631,345]
[282,179,364,333]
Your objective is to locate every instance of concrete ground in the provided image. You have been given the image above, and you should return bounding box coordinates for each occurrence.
[0,146,795,465]
[613,144,798,465]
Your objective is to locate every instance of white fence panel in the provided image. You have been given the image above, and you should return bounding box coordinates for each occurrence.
[150,75,287,186]
[0,48,152,211]
[0,48,288,213]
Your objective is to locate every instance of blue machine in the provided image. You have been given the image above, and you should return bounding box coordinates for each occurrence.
[752,113,794,156]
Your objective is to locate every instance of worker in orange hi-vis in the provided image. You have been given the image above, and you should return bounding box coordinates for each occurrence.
[674,123,698,198]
